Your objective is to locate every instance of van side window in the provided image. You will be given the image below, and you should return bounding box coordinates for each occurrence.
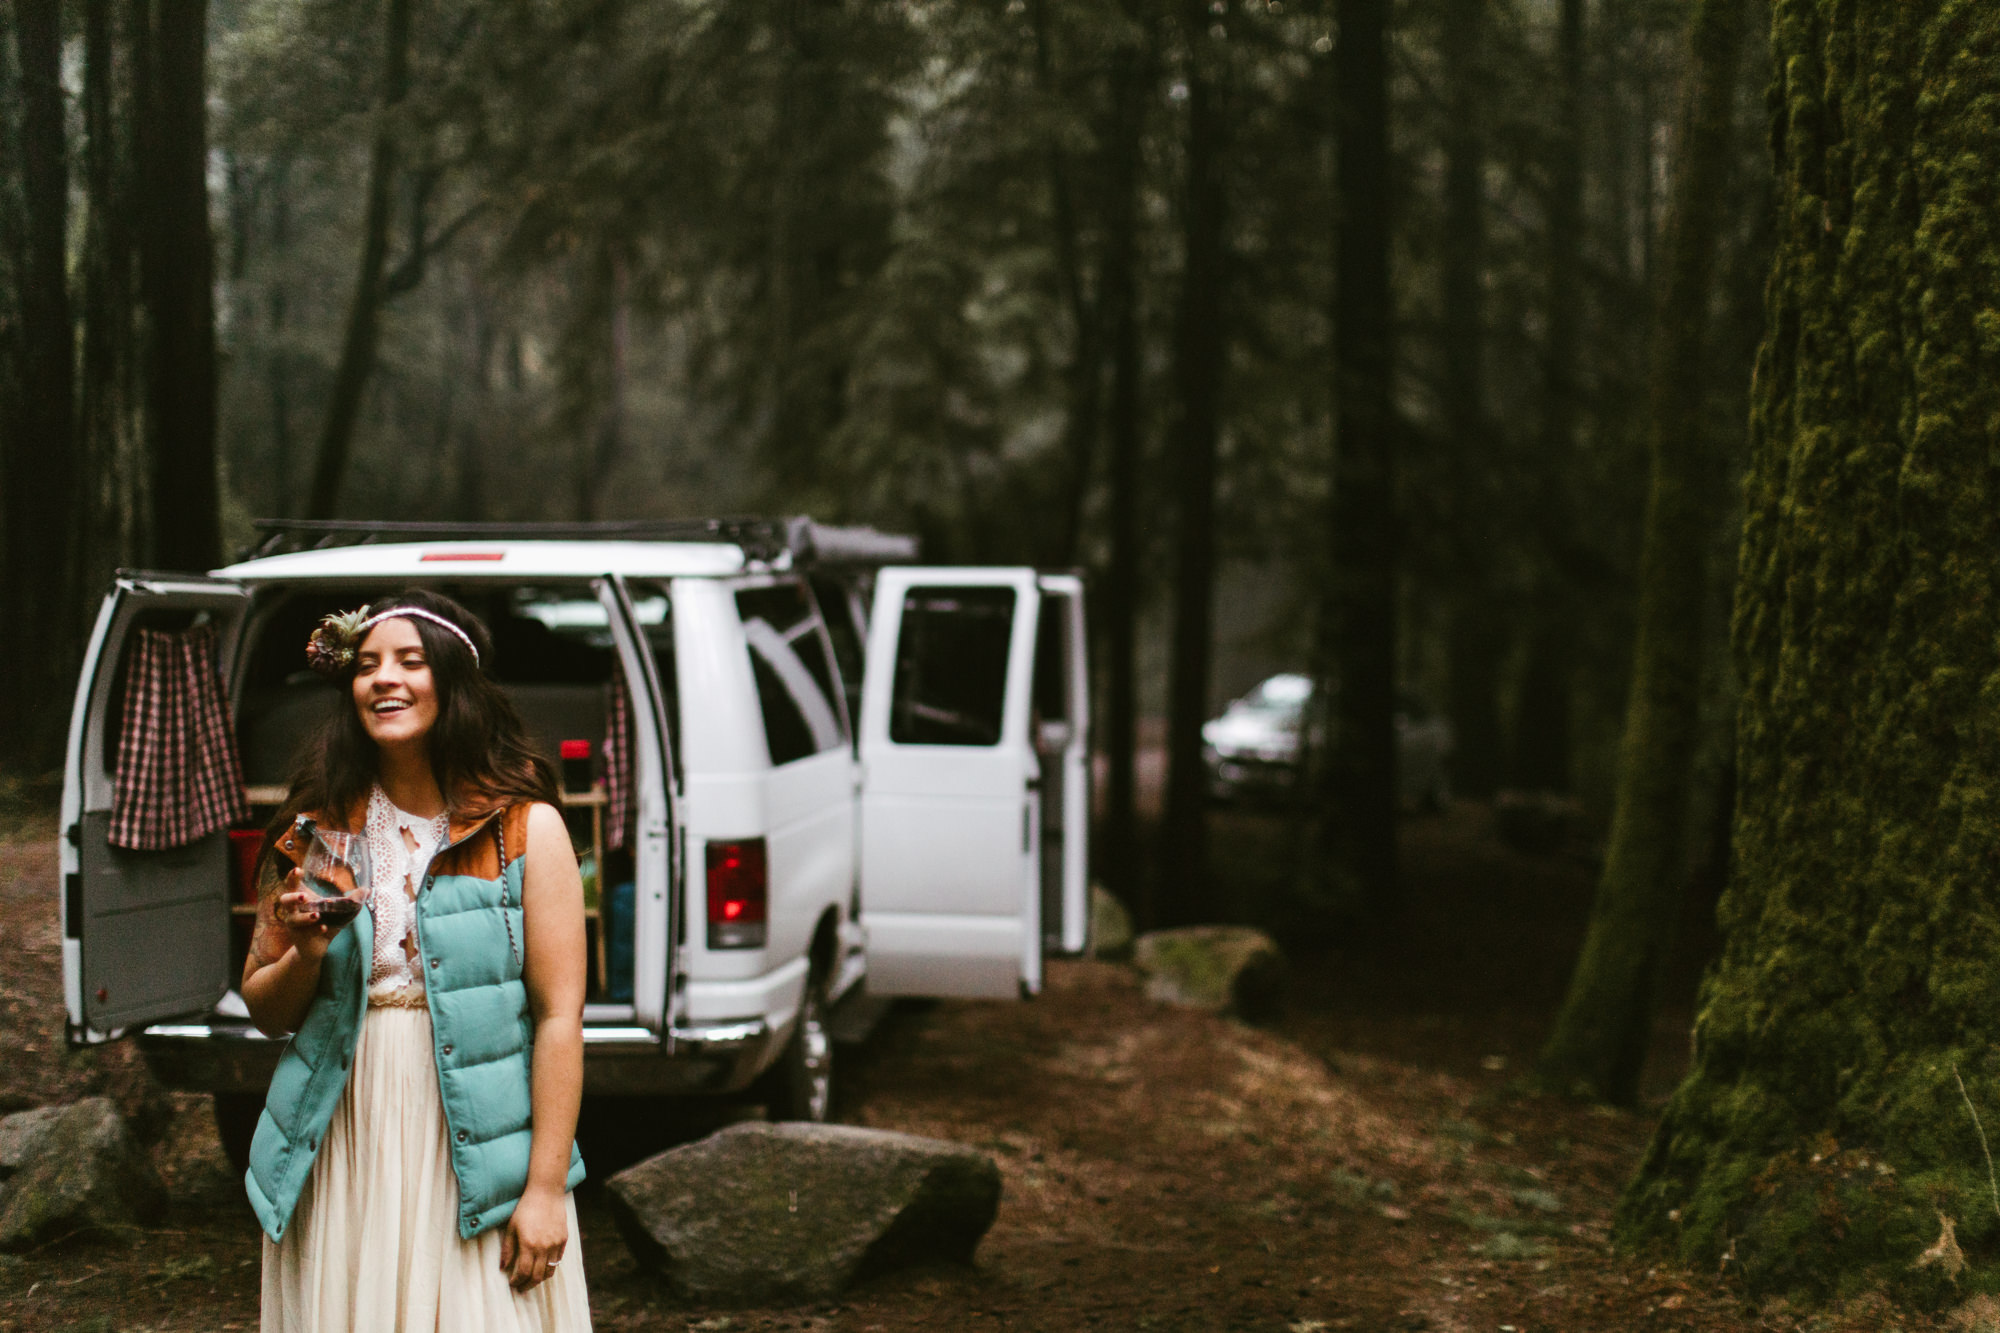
[889,587,1015,747]
[807,574,866,727]
[735,584,847,766]
[624,589,681,784]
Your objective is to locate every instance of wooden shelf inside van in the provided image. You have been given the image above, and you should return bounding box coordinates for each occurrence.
[560,785,609,994]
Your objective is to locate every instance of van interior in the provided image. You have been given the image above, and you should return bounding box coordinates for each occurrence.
[165,582,675,1006]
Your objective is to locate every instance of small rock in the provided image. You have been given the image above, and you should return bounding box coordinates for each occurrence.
[1509,1186,1563,1213]
[606,1122,1001,1305]
[1089,885,1134,960]
[1132,926,1288,1020]
[0,1106,64,1176]
[1469,1232,1547,1261]
[0,1097,166,1251]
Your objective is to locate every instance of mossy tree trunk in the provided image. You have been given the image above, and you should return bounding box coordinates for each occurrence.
[1619,0,2000,1303]
[1535,0,1751,1107]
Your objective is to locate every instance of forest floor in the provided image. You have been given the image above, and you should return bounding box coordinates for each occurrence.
[0,795,1935,1333]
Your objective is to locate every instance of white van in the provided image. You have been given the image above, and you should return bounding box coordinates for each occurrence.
[58,518,1089,1163]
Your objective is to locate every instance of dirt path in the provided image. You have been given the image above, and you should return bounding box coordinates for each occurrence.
[0,812,1901,1331]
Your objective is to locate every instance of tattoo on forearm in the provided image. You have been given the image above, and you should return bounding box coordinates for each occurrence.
[251,923,286,967]
[248,861,290,971]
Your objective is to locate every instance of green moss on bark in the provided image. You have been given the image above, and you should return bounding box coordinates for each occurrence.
[1617,0,2000,1304]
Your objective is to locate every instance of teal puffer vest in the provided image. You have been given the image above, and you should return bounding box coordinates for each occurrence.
[245,802,586,1242]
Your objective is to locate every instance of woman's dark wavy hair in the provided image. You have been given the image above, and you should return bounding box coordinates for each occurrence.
[261,589,559,866]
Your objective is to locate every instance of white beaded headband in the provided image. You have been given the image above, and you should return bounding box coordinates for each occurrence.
[306,604,481,678]
[357,607,480,665]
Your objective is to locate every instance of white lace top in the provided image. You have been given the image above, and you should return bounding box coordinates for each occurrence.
[363,786,451,1001]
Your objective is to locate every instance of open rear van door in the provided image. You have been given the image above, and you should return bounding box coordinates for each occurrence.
[858,568,1056,998]
[61,574,250,1042]
[1034,574,1090,956]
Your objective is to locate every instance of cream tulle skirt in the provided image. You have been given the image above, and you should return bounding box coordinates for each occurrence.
[261,1001,592,1332]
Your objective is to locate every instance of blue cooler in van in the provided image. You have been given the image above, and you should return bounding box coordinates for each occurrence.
[607,881,635,1002]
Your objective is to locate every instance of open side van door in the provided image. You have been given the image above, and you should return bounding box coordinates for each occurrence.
[858,568,1084,998]
[61,573,250,1042]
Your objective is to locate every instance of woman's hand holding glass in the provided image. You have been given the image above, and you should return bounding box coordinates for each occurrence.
[272,867,364,960]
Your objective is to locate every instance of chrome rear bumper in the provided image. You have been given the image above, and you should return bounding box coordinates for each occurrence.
[137,1018,776,1098]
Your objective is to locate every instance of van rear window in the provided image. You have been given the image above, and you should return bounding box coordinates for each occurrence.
[888,587,1015,747]
[734,584,847,766]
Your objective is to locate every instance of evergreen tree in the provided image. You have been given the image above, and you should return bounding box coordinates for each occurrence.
[0,0,80,767]
[1536,0,1754,1106]
[1324,0,1397,908]
[1621,1,2000,1298]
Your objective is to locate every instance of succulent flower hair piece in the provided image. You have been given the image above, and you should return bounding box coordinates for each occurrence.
[305,603,483,679]
[306,607,372,679]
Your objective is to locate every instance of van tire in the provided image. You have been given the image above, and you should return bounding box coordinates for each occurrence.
[213,1092,261,1175]
[759,976,833,1123]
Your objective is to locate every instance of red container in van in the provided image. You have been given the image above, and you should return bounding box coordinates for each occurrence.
[229,828,264,905]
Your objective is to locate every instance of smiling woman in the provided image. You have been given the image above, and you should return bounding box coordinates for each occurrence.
[240,589,594,1331]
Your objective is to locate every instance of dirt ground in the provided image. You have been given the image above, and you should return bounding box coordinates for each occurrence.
[0,801,1932,1332]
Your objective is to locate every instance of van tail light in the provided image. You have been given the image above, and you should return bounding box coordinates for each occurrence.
[229,829,265,906]
[705,838,768,949]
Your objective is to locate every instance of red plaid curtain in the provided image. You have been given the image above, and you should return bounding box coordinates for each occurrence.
[109,623,250,850]
[600,656,635,853]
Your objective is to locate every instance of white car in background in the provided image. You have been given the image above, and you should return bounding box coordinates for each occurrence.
[1201,672,1454,811]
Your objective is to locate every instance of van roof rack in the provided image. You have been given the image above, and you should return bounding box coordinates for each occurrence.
[245,517,919,566]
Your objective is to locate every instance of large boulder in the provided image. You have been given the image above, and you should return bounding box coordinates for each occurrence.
[0,1106,63,1176]
[606,1121,1001,1305]
[0,1098,166,1251]
[1090,884,1134,960]
[1133,925,1288,1021]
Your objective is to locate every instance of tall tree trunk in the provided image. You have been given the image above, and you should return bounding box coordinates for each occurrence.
[1511,0,1587,794]
[265,162,297,499]
[307,0,413,520]
[574,245,628,521]
[1535,0,1750,1106]
[762,0,800,464]
[1619,2,2000,1296]
[1511,619,1574,788]
[1157,1,1227,928]
[1,0,79,766]
[1437,0,1502,801]
[1324,0,1398,907]
[136,0,219,571]
[1029,0,1103,569]
[454,277,493,522]
[79,0,141,591]
[1096,3,1155,927]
